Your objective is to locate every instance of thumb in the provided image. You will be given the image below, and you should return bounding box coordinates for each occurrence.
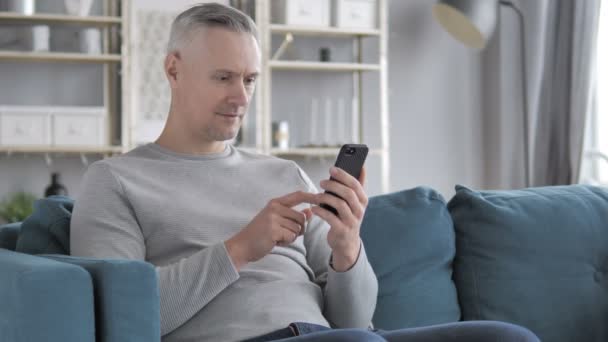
[301,208,313,221]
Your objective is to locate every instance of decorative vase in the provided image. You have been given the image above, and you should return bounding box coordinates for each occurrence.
[80,28,101,54]
[63,0,93,16]
[44,173,68,197]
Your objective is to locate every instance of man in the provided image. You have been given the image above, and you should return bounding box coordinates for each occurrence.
[71,3,538,342]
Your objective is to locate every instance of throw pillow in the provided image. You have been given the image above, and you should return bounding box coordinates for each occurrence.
[15,196,73,255]
[448,184,608,342]
[361,186,460,329]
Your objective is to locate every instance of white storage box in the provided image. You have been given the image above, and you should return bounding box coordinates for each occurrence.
[272,0,330,27]
[52,107,106,147]
[0,106,52,146]
[333,0,377,29]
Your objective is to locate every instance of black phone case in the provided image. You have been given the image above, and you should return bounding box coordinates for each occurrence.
[320,144,369,216]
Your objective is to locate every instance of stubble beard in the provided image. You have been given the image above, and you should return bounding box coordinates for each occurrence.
[206,118,241,142]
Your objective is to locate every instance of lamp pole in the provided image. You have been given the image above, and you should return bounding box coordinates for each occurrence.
[500,0,530,187]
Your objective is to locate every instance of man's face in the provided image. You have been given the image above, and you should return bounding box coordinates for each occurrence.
[167,27,260,143]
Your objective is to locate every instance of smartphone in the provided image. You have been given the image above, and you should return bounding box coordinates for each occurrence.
[320,144,369,216]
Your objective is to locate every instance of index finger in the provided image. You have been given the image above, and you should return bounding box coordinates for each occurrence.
[330,166,367,204]
[275,191,318,207]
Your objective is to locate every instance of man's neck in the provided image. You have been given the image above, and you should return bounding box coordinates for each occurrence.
[155,131,226,155]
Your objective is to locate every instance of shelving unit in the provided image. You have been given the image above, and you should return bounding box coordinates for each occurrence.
[1,1,390,193]
[0,0,128,156]
[269,24,380,37]
[0,145,123,154]
[268,60,380,71]
[0,12,121,26]
[254,0,390,192]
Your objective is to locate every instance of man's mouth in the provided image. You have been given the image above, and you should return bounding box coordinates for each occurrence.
[216,112,241,118]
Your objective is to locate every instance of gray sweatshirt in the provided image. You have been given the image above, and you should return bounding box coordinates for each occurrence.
[70,143,378,342]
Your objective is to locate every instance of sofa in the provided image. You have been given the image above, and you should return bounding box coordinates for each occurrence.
[1,184,607,342]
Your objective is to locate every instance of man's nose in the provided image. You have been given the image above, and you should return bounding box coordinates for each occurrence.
[228,81,249,107]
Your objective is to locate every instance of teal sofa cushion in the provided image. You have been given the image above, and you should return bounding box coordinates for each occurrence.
[15,196,73,254]
[0,222,21,250]
[0,249,95,342]
[42,254,161,342]
[448,184,608,342]
[361,187,460,329]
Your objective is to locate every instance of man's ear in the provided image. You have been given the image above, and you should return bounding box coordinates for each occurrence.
[164,52,181,89]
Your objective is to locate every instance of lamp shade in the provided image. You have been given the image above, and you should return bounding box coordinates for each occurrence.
[433,0,498,49]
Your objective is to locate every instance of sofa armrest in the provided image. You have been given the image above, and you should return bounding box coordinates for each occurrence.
[0,249,95,342]
[42,255,161,342]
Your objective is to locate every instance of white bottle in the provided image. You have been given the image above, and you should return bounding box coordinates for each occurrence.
[276,121,289,150]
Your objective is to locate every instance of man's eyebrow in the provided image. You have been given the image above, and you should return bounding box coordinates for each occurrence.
[213,69,259,77]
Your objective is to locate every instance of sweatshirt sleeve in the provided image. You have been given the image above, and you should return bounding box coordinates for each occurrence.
[296,166,378,328]
[70,161,240,336]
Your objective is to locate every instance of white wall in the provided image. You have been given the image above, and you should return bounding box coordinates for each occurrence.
[387,0,484,198]
[0,0,486,202]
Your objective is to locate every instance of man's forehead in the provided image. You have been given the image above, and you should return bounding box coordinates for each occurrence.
[188,27,260,71]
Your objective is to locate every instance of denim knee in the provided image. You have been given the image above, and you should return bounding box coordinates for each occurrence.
[328,329,386,342]
[480,321,540,342]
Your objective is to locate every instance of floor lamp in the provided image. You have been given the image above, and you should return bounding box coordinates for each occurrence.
[433,0,530,187]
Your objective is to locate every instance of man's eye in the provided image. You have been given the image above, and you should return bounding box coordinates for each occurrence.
[245,77,256,85]
[216,75,230,81]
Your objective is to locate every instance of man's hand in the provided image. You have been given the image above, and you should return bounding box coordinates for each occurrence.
[225,191,316,271]
[313,166,368,272]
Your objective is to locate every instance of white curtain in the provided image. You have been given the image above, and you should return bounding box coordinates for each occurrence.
[481,0,601,189]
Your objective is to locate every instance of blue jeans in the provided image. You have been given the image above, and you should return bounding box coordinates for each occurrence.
[243,321,540,342]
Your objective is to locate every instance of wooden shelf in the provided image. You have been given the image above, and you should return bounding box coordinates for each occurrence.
[0,146,124,154]
[0,51,121,63]
[0,12,121,26]
[270,24,380,37]
[270,147,384,157]
[269,60,380,72]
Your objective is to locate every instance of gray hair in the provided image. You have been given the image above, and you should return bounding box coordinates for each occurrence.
[167,2,258,53]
